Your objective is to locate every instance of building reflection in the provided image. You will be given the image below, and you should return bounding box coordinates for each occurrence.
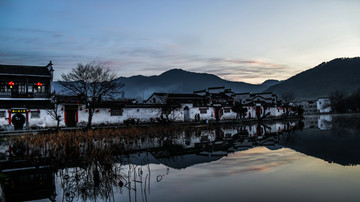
[3,119,337,202]
[0,165,56,201]
[303,115,333,130]
[318,115,332,130]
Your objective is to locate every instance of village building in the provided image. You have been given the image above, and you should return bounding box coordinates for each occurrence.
[294,98,331,115]
[0,62,54,130]
[0,62,296,130]
[145,93,213,122]
[295,100,318,115]
[234,92,277,106]
[317,97,332,113]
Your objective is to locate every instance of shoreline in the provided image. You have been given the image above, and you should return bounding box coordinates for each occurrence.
[0,116,304,137]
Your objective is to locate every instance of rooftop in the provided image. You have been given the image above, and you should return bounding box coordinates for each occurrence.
[0,61,53,77]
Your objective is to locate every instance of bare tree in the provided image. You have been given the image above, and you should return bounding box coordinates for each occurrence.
[59,62,124,129]
[232,102,247,121]
[46,93,61,130]
[281,92,295,104]
[161,102,182,122]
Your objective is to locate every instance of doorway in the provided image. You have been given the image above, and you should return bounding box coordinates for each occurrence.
[214,107,223,121]
[65,105,77,127]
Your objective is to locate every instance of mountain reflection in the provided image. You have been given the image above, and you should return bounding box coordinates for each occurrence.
[1,114,360,201]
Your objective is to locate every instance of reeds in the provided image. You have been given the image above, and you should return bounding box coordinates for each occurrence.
[4,125,208,166]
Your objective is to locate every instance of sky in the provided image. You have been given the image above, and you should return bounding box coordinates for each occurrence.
[0,0,359,83]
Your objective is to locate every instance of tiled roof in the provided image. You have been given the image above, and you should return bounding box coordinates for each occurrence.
[0,62,52,77]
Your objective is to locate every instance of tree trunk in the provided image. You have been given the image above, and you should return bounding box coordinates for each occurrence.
[56,118,60,130]
[88,108,94,129]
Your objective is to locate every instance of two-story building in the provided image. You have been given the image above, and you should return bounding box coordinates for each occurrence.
[0,62,54,130]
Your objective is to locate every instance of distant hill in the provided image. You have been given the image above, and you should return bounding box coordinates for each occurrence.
[265,57,360,100]
[54,69,279,99]
[115,69,279,99]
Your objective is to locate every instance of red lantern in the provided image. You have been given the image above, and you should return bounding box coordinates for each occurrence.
[109,109,111,112]
[8,81,14,88]
[80,107,83,111]
[36,82,42,89]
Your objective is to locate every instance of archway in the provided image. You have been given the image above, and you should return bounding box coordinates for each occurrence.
[12,113,25,130]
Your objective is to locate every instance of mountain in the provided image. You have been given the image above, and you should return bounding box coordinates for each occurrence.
[260,79,282,88]
[54,69,279,99]
[265,57,360,100]
[114,69,279,99]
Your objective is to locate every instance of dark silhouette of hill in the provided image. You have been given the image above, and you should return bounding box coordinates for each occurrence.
[265,57,360,100]
[115,69,279,99]
[53,69,279,99]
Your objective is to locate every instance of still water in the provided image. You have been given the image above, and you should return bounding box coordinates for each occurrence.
[1,114,360,202]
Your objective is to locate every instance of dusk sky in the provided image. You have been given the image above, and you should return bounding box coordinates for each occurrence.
[0,0,359,83]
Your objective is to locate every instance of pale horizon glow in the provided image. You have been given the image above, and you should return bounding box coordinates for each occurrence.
[0,0,359,84]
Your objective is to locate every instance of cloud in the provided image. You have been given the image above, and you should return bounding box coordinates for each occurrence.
[191,147,302,177]
[0,28,297,83]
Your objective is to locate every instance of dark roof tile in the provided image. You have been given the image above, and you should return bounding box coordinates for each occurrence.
[0,63,52,76]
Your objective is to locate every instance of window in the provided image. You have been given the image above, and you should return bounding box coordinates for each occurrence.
[0,111,5,118]
[18,82,26,93]
[200,108,207,114]
[31,111,40,118]
[111,109,123,116]
[223,108,230,113]
[0,82,6,92]
[34,83,46,93]
[28,85,33,93]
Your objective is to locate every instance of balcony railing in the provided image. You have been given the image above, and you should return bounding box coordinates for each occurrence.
[0,92,50,98]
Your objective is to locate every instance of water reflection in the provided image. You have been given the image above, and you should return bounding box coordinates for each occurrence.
[1,114,360,201]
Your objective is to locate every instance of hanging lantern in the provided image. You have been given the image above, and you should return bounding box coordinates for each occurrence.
[8,81,14,89]
[36,82,42,89]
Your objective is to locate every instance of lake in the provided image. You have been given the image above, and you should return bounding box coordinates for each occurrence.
[1,114,360,202]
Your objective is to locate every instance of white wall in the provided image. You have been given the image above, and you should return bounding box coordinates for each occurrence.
[317,98,331,113]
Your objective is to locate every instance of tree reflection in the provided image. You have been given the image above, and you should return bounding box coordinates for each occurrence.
[57,152,155,202]
[1,122,302,201]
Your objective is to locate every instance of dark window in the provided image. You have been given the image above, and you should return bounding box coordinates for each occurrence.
[153,98,156,103]
[223,108,230,113]
[31,111,40,118]
[0,82,7,92]
[0,111,5,118]
[111,109,123,116]
[200,108,207,114]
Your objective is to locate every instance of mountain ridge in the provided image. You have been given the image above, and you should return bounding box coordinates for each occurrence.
[54,57,360,100]
[265,57,360,100]
[114,68,279,99]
